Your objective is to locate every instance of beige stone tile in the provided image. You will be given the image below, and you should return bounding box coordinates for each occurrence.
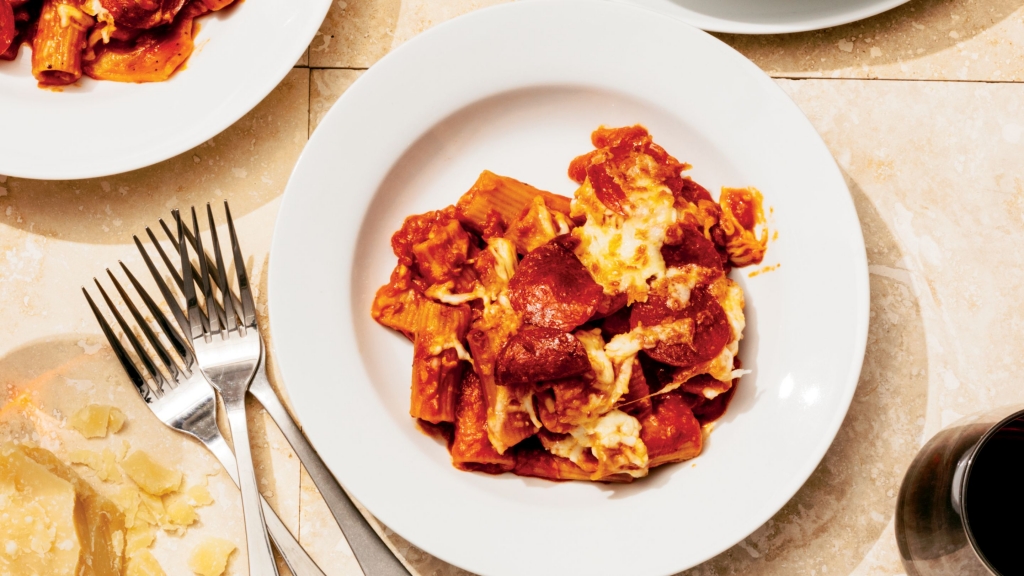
[298,45,311,67]
[310,69,365,134]
[309,0,403,68]
[308,0,512,68]
[387,0,512,47]
[720,0,1024,81]
[297,467,364,575]
[680,78,1024,574]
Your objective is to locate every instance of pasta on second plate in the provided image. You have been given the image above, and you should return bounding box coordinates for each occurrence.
[0,0,238,87]
[372,125,770,482]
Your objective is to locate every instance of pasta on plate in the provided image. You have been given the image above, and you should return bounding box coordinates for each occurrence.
[0,0,238,87]
[372,125,769,482]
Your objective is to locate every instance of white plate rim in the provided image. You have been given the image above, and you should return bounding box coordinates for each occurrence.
[268,2,871,575]
[617,0,910,34]
[0,0,332,180]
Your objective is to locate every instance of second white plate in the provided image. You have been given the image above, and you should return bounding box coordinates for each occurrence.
[623,0,908,33]
[269,2,870,575]
[0,0,332,180]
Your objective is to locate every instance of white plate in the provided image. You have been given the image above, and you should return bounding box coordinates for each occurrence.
[0,0,332,180]
[269,2,870,575]
[622,0,909,33]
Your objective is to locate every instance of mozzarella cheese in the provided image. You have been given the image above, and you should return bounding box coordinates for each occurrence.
[571,176,677,305]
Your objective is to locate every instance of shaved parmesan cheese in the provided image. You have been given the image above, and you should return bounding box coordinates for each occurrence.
[121,452,182,496]
[188,538,236,576]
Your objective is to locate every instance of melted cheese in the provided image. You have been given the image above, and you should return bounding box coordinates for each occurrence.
[542,410,649,478]
[82,0,116,43]
[56,4,93,30]
[571,176,677,304]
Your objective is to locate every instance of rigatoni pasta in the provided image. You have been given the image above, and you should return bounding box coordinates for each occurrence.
[0,0,239,87]
[31,0,90,85]
[372,125,771,482]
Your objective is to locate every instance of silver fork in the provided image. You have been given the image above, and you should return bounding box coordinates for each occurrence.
[156,216,412,576]
[171,204,278,576]
[82,269,326,576]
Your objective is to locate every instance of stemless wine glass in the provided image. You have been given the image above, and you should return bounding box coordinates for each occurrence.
[896,405,1024,576]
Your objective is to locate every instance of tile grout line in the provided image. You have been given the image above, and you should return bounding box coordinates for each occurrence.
[296,65,1023,84]
[769,75,1024,85]
[299,66,1024,84]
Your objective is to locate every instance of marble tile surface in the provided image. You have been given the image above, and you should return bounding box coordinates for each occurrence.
[309,0,512,69]
[720,0,1024,81]
[2,0,1024,575]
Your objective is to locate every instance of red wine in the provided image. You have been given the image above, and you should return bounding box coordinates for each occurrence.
[964,418,1024,576]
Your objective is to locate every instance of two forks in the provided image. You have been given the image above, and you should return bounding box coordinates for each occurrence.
[84,202,408,575]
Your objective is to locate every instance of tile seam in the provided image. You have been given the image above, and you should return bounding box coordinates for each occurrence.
[770,75,1024,84]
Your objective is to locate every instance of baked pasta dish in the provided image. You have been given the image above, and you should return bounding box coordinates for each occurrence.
[372,125,768,482]
[0,0,238,87]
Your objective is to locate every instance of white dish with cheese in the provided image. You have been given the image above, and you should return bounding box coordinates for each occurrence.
[268,3,870,575]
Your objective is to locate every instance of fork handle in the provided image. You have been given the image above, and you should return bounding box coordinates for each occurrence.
[223,397,281,576]
[205,435,326,576]
[249,373,412,576]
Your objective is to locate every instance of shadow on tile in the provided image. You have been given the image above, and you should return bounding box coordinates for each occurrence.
[0,68,310,245]
[718,0,1024,74]
[679,173,929,575]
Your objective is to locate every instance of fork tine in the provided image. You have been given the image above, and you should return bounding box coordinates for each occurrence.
[136,233,191,340]
[83,287,157,403]
[177,210,205,340]
[107,268,183,387]
[225,201,256,328]
[120,260,195,374]
[207,203,237,333]
[192,207,219,336]
[158,219,226,330]
[166,217,241,327]
[94,278,169,396]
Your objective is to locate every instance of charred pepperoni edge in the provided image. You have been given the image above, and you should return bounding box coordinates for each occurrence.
[661,225,725,272]
[630,283,731,369]
[495,325,592,386]
[598,304,632,341]
[638,353,675,394]
[676,178,713,205]
[683,380,738,425]
[567,126,686,218]
[508,235,603,331]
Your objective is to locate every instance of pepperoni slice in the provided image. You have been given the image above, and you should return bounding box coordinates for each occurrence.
[496,326,592,386]
[0,0,14,56]
[640,393,702,466]
[676,178,713,205]
[599,305,632,341]
[508,236,604,331]
[661,225,724,272]
[686,379,739,425]
[679,373,732,398]
[630,284,731,369]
